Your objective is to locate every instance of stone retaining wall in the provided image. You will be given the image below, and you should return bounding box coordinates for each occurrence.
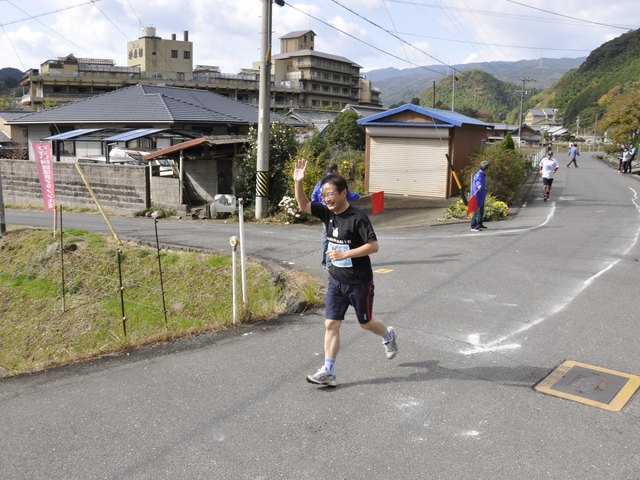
[0,159,150,214]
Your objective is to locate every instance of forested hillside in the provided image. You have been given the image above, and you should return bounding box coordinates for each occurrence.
[534,28,640,132]
[417,69,531,123]
[367,57,583,108]
[0,67,22,94]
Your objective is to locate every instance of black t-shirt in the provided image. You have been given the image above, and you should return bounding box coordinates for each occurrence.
[311,202,377,284]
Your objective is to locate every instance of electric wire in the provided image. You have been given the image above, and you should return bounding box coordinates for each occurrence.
[0,23,25,70]
[395,31,592,53]
[0,0,99,27]
[330,0,450,68]
[5,0,97,59]
[285,2,445,75]
[386,0,632,29]
[89,0,130,41]
[505,0,630,30]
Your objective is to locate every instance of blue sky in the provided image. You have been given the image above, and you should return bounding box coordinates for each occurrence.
[1,0,638,76]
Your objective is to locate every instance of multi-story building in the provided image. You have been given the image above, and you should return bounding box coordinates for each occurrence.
[127,27,193,81]
[19,29,382,112]
[270,30,381,109]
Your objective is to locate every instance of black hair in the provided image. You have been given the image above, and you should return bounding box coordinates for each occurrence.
[327,162,338,172]
[320,174,348,193]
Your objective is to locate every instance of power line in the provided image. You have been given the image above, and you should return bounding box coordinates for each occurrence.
[5,0,97,58]
[124,0,145,33]
[89,0,130,42]
[395,31,592,53]
[0,24,25,70]
[386,0,632,29]
[285,2,446,75]
[330,0,450,68]
[505,0,630,30]
[0,0,99,27]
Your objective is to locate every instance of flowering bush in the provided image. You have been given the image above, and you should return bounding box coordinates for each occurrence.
[278,195,306,223]
[446,194,509,221]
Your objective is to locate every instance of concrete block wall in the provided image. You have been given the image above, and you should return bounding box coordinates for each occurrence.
[0,159,150,213]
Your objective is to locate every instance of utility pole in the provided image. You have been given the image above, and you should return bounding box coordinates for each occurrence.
[255,0,284,219]
[451,67,458,111]
[517,77,535,147]
[432,80,436,108]
[0,165,5,236]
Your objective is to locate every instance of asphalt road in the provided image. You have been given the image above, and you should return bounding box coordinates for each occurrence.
[1,152,639,479]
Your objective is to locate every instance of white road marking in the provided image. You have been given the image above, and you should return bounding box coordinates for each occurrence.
[460,187,640,355]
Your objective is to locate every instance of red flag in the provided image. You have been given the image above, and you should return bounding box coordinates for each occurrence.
[466,193,478,216]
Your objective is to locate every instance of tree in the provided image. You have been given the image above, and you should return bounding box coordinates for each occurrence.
[598,90,640,146]
[502,132,515,150]
[323,110,365,151]
[236,122,298,211]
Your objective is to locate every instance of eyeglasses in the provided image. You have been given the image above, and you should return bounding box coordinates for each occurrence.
[321,191,338,199]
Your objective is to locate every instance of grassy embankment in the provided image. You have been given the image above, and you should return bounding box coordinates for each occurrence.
[0,227,322,377]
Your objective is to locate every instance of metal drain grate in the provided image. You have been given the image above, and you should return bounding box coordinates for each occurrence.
[535,361,640,411]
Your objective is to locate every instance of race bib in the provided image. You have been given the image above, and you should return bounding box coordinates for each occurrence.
[327,242,352,268]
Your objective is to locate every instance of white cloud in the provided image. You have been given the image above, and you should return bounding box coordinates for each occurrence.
[1,0,639,75]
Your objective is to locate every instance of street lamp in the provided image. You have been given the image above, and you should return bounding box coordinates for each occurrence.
[255,0,284,220]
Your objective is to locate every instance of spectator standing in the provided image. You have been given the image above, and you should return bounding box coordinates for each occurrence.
[624,145,636,173]
[621,147,631,174]
[469,161,489,232]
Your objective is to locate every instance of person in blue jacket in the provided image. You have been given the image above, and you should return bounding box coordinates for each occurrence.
[311,162,360,266]
[470,161,489,232]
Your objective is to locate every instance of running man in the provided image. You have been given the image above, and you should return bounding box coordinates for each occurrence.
[539,151,560,201]
[293,159,398,387]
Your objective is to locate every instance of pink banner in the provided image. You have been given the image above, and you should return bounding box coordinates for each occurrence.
[33,141,55,212]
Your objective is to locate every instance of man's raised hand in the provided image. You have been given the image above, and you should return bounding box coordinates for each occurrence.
[293,159,307,182]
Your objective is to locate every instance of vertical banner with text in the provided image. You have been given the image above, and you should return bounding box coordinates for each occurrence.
[33,141,55,211]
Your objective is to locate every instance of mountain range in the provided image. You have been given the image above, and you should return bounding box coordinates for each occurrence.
[365,57,586,108]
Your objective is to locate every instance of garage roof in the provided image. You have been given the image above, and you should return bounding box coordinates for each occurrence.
[358,103,490,128]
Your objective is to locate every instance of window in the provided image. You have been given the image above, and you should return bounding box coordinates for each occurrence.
[183,51,191,59]
[177,72,185,81]
[171,50,178,58]
[61,141,75,156]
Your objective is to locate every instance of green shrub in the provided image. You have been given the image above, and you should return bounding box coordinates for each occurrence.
[461,144,530,205]
[446,194,509,221]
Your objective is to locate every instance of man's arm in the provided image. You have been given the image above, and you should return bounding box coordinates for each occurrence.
[328,239,378,263]
[293,159,312,214]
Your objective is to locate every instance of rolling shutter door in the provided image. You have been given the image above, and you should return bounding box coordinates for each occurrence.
[369,137,449,197]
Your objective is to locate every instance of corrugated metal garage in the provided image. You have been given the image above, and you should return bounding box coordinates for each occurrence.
[369,137,448,197]
[358,104,490,199]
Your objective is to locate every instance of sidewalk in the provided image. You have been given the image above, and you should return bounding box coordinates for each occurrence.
[354,193,462,229]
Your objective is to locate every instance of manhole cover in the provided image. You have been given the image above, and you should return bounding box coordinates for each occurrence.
[535,361,640,411]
